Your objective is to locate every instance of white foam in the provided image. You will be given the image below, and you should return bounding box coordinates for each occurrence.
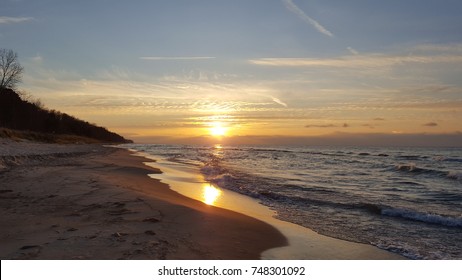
[382,208,462,227]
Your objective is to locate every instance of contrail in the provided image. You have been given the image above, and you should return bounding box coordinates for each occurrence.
[272,96,288,107]
[139,56,215,60]
[0,16,34,24]
[282,0,333,37]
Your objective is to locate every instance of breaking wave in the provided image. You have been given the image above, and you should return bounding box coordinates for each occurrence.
[395,164,462,181]
[381,208,462,227]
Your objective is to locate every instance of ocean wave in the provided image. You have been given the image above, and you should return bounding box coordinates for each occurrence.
[396,163,447,174]
[381,208,462,227]
[201,161,462,229]
[202,168,384,215]
[397,181,422,186]
[203,165,462,229]
[397,155,429,160]
[395,164,462,181]
[247,147,295,154]
[201,164,227,176]
[447,171,462,181]
[373,241,448,260]
[396,164,431,174]
[433,156,462,163]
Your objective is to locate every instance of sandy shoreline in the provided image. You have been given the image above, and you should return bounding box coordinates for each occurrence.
[0,140,286,259]
[0,140,404,260]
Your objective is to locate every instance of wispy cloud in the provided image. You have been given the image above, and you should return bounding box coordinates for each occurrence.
[282,0,333,37]
[306,123,349,128]
[423,122,438,127]
[22,64,290,115]
[140,56,216,61]
[31,55,43,63]
[271,96,288,107]
[413,44,462,53]
[347,47,359,55]
[249,54,462,68]
[305,124,336,128]
[0,16,34,24]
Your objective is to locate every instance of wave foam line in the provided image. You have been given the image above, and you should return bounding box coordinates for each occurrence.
[382,208,462,227]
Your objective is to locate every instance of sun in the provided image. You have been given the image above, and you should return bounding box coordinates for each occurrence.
[209,122,228,137]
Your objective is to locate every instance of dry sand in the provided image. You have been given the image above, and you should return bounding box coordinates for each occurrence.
[0,140,287,259]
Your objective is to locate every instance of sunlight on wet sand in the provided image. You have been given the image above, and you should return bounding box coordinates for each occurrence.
[203,184,222,205]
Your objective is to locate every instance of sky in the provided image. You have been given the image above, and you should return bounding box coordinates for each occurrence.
[2,0,462,146]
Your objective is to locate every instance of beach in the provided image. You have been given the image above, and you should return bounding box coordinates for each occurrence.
[0,140,404,260]
[0,139,286,259]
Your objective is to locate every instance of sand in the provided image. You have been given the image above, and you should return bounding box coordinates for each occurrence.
[0,139,286,259]
[0,139,403,260]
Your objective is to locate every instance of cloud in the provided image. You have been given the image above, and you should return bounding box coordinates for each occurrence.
[31,55,43,63]
[282,0,333,37]
[305,123,349,128]
[22,64,294,116]
[139,56,215,61]
[347,47,359,55]
[362,124,375,129]
[249,53,462,68]
[271,96,288,107]
[423,122,438,127]
[0,16,34,24]
[305,124,336,128]
[413,44,462,53]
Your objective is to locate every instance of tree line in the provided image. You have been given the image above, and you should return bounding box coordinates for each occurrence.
[0,48,131,143]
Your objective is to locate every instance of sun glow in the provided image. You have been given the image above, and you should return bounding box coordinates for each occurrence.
[209,122,228,137]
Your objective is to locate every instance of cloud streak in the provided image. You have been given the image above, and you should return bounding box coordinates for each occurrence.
[249,54,462,68]
[140,56,216,61]
[347,47,359,55]
[305,123,349,128]
[0,16,34,24]
[423,122,438,127]
[282,0,333,37]
[271,96,288,107]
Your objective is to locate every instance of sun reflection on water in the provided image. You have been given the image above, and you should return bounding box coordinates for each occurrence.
[202,184,222,206]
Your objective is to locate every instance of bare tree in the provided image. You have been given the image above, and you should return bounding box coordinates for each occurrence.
[0,48,24,91]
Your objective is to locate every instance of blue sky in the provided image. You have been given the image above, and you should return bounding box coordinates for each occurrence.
[2,0,462,145]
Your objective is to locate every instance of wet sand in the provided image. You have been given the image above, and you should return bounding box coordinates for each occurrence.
[0,140,286,259]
